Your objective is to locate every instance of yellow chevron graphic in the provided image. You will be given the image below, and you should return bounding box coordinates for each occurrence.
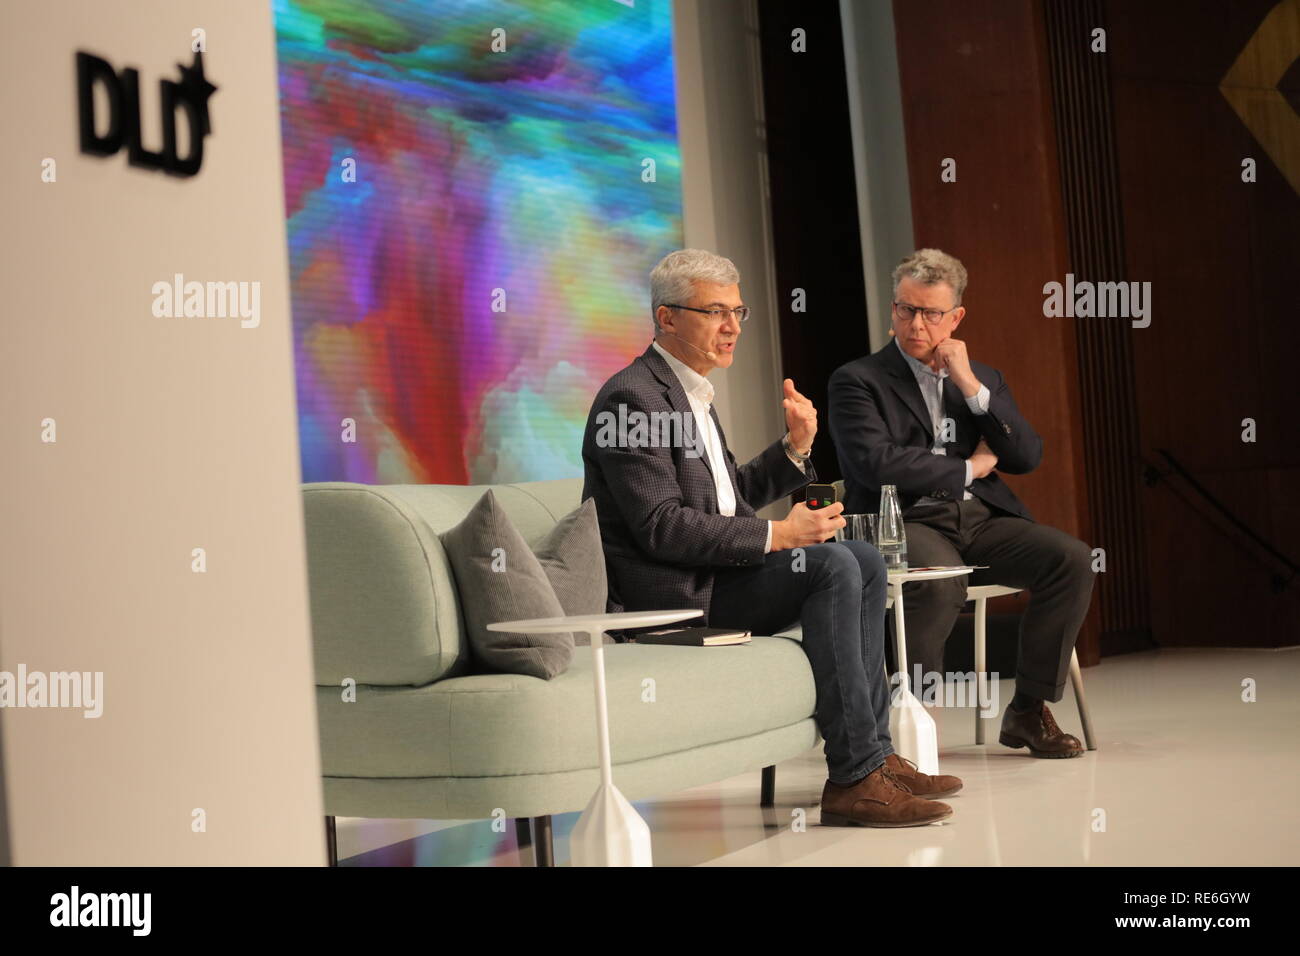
[1221,0,1300,196]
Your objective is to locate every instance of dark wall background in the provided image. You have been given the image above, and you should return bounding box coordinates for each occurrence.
[757,0,872,486]
[759,0,1299,656]
[894,0,1300,652]
[892,0,1103,662]
[1107,0,1300,645]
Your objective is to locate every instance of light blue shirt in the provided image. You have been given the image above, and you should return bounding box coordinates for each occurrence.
[894,337,989,503]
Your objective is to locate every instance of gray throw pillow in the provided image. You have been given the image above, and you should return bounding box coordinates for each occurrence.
[533,497,610,647]
[440,492,607,679]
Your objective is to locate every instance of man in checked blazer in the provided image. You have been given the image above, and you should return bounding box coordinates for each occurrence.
[827,248,1095,759]
[582,249,960,827]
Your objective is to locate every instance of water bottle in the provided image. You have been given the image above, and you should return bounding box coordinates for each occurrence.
[877,484,908,570]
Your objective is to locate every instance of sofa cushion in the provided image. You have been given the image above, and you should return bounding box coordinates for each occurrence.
[440,490,576,679]
[303,479,585,687]
[532,498,610,646]
[316,636,817,778]
[304,484,467,687]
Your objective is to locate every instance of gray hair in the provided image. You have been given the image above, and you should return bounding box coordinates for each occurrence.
[891,248,968,305]
[650,248,740,329]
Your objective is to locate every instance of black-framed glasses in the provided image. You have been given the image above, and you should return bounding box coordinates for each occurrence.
[889,300,961,327]
[665,304,750,323]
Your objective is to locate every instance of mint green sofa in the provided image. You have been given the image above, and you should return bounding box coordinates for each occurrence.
[303,477,818,865]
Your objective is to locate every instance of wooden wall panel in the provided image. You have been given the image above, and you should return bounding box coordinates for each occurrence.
[892,0,1300,651]
[1106,0,1300,645]
[1043,0,1152,654]
[892,0,1102,663]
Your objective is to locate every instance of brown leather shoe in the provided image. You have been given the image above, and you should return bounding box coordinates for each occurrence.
[999,701,1084,758]
[820,765,953,827]
[884,753,963,798]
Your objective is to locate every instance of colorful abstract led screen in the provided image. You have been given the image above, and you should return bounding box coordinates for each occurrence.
[274,0,683,484]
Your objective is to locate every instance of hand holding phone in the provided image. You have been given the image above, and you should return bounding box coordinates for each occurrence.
[773,485,845,550]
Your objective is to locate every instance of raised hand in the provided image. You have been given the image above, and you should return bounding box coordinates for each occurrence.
[930,337,981,396]
[782,378,817,455]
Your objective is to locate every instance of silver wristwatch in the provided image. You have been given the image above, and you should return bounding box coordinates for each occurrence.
[782,434,811,461]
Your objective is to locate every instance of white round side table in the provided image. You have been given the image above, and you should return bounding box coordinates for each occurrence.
[487,609,702,867]
[885,566,974,774]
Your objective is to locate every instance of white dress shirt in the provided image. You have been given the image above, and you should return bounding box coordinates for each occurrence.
[652,341,805,552]
[894,336,989,503]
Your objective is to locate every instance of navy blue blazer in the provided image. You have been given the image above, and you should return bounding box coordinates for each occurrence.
[827,340,1042,520]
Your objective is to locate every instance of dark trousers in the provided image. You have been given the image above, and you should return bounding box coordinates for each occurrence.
[710,540,893,785]
[898,498,1095,702]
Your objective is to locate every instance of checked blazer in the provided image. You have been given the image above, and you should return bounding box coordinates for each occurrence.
[582,343,814,620]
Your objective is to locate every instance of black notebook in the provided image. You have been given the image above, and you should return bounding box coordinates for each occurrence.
[632,626,752,647]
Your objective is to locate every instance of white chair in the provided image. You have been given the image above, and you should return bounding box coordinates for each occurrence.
[827,481,1095,749]
[968,585,1096,750]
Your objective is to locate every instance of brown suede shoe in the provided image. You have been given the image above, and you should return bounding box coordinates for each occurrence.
[884,753,963,798]
[820,765,953,827]
[999,701,1084,758]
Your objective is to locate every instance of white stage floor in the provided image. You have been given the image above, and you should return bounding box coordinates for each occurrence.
[335,646,1299,866]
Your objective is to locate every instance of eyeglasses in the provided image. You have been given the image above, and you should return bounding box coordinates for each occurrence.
[665,304,750,323]
[893,301,958,325]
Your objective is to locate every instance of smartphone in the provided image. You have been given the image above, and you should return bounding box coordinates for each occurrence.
[805,483,838,510]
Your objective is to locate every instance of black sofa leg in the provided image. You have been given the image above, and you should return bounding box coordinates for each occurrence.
[533,815,555,867]
[324,815,338,867]
[760,765,776,807]
[514,817,534,865]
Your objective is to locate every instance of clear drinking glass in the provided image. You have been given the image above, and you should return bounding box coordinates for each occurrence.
[836,513,878,543]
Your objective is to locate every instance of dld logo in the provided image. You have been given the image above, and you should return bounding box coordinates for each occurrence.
[76,50,217,177]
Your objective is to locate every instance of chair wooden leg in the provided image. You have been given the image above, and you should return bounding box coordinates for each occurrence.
[760,765,776,807]
[532,815,555,867]
[1069,649,1097,751]
[974,597,987,745]
[324,815,338,867]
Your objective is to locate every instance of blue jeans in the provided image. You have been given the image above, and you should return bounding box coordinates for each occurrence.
[710,540,893,784]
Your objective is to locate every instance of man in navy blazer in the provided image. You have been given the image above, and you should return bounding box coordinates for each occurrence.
[828,249,1095,758]
[583,249,959,826]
